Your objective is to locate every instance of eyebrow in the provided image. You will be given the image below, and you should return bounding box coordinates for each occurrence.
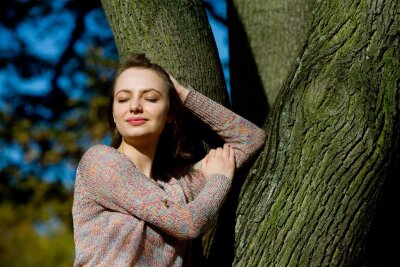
[115,88,162,96]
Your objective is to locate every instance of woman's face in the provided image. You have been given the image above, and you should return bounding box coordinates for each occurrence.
[113,67,171,146]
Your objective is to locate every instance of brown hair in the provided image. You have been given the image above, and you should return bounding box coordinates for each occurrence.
[107,54,192,174]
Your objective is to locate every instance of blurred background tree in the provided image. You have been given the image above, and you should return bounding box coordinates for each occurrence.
[0,1,117,265]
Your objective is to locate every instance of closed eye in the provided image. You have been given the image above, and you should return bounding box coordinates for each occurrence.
[145,98,158,103]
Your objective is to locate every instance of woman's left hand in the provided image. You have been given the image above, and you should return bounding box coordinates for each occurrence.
[169,75,189,103]
[201,143,235,180]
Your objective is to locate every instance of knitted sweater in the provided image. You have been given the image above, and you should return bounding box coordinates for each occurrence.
[72,88,266,266]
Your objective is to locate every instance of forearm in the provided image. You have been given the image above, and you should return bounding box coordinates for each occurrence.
[90,171,231,240]
[183,87,267,168]
[79,145,231,240]
[160,173,231,239]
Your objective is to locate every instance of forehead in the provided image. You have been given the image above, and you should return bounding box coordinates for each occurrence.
[115,68,167,93]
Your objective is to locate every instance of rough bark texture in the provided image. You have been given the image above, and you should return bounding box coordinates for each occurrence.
[100,0,228,105]
[229,0,315,125]
[234,1,400,266]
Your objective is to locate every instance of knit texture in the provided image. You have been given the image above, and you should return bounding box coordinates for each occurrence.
[72,89,266,266]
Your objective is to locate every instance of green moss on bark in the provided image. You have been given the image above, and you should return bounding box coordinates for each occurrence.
[235,1,400,266]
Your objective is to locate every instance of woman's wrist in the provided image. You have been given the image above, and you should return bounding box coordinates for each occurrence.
[178,86,190,103]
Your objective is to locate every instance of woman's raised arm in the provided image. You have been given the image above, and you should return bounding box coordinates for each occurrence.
[184,88,266,168]
[170,76,266,168]
[171,80,267,199]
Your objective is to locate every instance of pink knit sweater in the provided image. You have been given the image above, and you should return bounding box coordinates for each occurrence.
[72,89,266,266]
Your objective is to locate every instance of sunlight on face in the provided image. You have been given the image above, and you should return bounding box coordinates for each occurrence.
[113,68,171,146]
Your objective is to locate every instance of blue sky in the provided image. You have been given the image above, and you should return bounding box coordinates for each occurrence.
[205,0,230,90]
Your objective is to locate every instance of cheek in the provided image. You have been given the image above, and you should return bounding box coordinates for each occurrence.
[112,109,125,128]
[113,103,125,118]
[112,105,118,121]
[152,107,169,124]
[150,100,170,117]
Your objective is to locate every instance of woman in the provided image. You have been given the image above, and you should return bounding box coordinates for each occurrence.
[72,54,266,266]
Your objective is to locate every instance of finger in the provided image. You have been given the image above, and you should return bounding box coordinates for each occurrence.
[168,74,176,82]
[215,147,223,157]
[208,149,216,157]
[169,74,180,89]
[229,146,235,165]
[202,155,208,165]
[223,144,230,159]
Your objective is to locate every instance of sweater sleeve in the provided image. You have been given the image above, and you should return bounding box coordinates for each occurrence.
[77,144,231,241]
[178,88,267,198]
[184,88,266,167]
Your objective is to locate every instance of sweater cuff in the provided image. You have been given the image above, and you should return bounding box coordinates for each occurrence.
[182,86,196,106]
[204,173,232,199]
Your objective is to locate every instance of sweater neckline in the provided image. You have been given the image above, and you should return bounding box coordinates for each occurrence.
[103,144,159,182]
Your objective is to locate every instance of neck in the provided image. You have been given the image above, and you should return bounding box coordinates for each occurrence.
[117,139,158,178]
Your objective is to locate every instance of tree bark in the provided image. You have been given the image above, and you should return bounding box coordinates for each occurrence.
[234,1,400,266]
[100,0,229,105]
[228,0,315,125]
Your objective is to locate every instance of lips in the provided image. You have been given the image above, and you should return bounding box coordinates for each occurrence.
[126,117,148,125]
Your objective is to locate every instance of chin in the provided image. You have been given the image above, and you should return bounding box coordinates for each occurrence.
[123,132,160,143]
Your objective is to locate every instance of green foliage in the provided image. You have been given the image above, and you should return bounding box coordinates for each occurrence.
[0,175,74,266]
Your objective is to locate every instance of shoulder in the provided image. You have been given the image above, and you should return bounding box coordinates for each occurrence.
[83,144,114,157]
[81,144,113,160]
[78,144,121,170]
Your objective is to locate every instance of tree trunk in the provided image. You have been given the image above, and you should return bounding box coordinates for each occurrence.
[100,0,229,105]
[228,0,315,125]
[234,1,400,266]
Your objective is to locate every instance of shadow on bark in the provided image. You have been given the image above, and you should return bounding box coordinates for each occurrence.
[192,2,271,265]
[185,114,261,266]
[203,162,256,266]
[227,0,269,127]
[183,112,234,267]
[361,146,400,266]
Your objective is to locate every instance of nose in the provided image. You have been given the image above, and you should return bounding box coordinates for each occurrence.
[130,98,143,113]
